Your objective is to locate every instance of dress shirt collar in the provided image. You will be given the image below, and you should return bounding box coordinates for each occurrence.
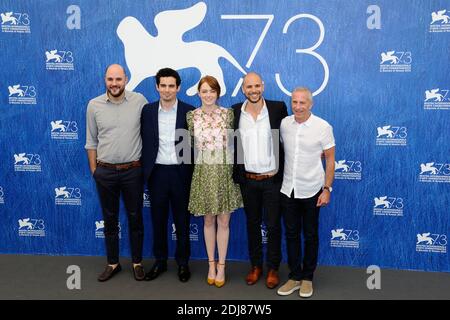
[104,90,130,103]
[158,99,178,113]
[241,99,268,116]
[291,113,314,127]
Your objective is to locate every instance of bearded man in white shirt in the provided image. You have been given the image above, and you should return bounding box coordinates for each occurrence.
[277,87,335,298]
[232,72,288,289]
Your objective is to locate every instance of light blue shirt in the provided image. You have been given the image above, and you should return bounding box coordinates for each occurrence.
[155,100,178,164]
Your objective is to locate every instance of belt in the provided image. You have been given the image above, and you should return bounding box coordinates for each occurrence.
[97,160,141,170]
[245,172,275,181]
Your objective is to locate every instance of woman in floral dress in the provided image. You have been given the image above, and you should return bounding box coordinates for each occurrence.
[187,76,242,287]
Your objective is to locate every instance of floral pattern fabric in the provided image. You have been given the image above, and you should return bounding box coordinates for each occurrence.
[187,107,242,216]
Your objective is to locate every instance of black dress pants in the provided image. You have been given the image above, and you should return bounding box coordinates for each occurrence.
[240,177,282,270]
[148,164,191,267]
[94,166,144,265]
[282,190,321,281]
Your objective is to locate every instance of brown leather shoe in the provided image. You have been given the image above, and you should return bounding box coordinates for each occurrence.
[245,266,262,285]
[98,264,122,282]
[265,269,279,289]
[133,264,145,281]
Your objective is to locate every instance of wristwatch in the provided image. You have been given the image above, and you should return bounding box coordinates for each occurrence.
[323,186,333,192]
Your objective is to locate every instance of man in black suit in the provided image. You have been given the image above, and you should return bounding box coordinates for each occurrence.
[232,72,288,289]
[141,68,194,282]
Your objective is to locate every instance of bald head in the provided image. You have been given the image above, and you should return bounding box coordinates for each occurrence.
[243,72,263,86]
[105,64,127,78]
[242,72,264,104]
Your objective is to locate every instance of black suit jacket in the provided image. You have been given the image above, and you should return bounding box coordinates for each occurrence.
[232,99,288,184]
[140,100,195,184]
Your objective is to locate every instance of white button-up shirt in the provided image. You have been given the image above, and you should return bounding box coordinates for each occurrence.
[239,100,276,174]
[280,114,335,199]
[155,100,178,165]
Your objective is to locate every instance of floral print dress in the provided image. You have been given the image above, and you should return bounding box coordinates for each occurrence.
[187,107,242,216]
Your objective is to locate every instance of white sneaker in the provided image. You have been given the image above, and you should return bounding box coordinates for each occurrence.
[299,280,313,298]
[277,279,301,296]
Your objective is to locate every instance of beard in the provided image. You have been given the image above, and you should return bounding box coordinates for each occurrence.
[108,86,125,98]
[246,94,262,104]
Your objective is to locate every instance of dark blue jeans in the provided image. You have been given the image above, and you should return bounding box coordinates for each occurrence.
[94,166,144,264]
[282,190,321,281]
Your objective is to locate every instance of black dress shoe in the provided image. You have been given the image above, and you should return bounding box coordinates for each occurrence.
[178,265,191,282]
[144,263,167,281]
[133,264,145,281]
[98,264,122,282]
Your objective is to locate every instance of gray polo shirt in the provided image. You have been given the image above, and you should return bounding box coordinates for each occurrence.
[85,90,148,164]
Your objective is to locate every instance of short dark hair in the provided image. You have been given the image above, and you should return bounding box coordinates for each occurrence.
[155,68,181,87]
[198,75,221,97]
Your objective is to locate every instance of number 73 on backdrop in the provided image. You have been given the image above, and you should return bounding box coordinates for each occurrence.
[221,13,329,97]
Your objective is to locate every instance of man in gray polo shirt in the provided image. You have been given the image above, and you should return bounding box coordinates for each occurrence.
[85,64,148,282]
